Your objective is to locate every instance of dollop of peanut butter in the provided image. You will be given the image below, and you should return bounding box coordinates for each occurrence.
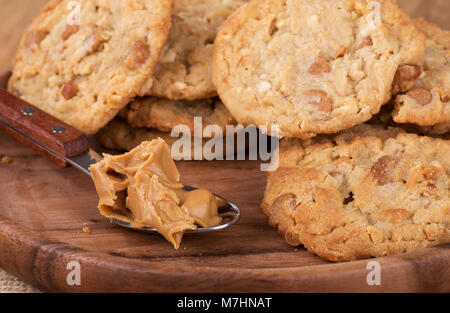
[89,139,222,249]
[180,189,222,228]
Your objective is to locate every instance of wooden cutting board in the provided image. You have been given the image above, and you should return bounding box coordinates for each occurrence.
[0,73,449,293]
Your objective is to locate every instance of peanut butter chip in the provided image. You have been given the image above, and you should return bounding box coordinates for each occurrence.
[424,166,438,180]
[125,40,150,70]
[308,56,331,75]
[370,155,397,185]
[357,37,373,49]
[304,90,333,113]
[25,30,48,48]
[392,64,422,94]
[334,45,347,58]
[438,89,449,102]
[406,88,432,106]
[62,24,80,40]
[88,24,105,54]
[62,82,78,100]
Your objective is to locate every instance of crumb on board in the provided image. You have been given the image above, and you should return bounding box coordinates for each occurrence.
[82,226,91,234]
[1,156,12,164]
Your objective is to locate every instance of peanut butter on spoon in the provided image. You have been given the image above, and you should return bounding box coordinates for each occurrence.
[89,139,222,249]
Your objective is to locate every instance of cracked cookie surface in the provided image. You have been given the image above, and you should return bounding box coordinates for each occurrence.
[213,0,425,139]
[262,125,450,261]
[393,18,450,132]
[8,0,173,134]
[139,0,248,100]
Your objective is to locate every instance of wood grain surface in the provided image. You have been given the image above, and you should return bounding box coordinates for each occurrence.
[0,126,449,292]
[0,0,449,293]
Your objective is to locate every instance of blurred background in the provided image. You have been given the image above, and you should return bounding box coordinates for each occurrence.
[0,0,449,69]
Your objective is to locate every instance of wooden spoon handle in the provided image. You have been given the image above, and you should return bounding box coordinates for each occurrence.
[0,88,89,167]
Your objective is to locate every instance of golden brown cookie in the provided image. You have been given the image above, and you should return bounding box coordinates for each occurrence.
[262,125,450,261]
[367,99,449,136]
[393,18,450,130]
[121,97,236,136]
[213,0,426,139]
[138,0,248,100]
[96,118,179,152]
[96,118,242,160]
[8,0,173,134]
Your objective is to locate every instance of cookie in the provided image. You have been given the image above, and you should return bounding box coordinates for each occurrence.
[8,0,173,134]
[138,0,248,100]
[393,18,450,129]
[212,0,426,139]
[369,99,450,136]
[96,118,180,152]
[262,125,450,261]
[96,118,243,160]
[412,123,450,136]
[121,97,236,136]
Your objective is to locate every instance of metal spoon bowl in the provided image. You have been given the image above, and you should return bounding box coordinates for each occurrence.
[109,186,240,234]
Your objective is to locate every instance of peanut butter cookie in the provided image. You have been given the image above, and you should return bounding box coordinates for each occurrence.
[213,0,426,139]
[367,100,449,136]
[96,118,242,160]
[121,97,236,136]
[262,125,450,261]
[393,19,450,132]
[139,0,248,100]
[8,0,174,134]
[96,118,179,152]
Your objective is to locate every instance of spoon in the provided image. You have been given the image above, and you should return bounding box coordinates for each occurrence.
[0,87,240,233]
[111,186,240,233]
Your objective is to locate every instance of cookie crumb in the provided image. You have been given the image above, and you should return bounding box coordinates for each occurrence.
[1,156,12,164]
[82,226,91,234]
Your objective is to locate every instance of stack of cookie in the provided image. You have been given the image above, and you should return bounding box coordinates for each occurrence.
[95,0,250,159]
[212,0,449,261]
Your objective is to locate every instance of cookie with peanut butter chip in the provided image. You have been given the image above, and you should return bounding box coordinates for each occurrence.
[393,19,450,132]
[367,100,449,136]
[138,0,248,100]
[212,0,426,139]
[120,97,236,136]
[8,0,174,135]
[95,118,242,160]
[262,125,450,261]
[96,118,181,152]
